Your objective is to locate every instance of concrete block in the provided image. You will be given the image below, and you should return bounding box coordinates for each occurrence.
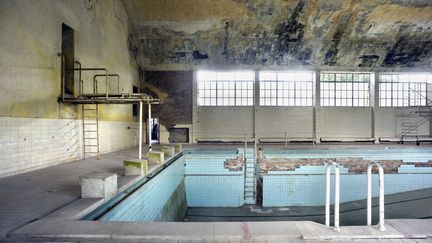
[123,159,148,176]
[174,144,183,153]
[147,151,165,164]
[79,171,117,199]
[162,146,175,157]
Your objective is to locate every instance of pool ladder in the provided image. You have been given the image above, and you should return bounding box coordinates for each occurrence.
[324,161,385,232]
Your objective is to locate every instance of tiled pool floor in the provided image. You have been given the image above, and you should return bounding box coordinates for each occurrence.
[185,188,432,224]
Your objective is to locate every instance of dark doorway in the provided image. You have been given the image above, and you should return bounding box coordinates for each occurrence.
[150,118,159,144]
[132,85,138,117]
[62,23,74,96]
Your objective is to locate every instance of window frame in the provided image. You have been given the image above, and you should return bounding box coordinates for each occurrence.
[320,72,371,107]
[378,73,431,107]
[259,71,314,107]
[197,70,254,107]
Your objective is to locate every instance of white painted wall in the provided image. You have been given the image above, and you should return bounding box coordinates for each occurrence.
[0,0,140,177]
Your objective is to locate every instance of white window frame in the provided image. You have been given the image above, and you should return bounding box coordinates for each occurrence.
[197,70,254,107]
[320,72,371,107]
[259,71,314,107]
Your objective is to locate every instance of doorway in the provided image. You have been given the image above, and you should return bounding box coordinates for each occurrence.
[61,23,74,96]
[150,118,160,144]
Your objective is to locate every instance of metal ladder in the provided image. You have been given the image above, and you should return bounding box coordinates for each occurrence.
[240,143,257,205]
[401,108,420,138]
[82,104,100,159]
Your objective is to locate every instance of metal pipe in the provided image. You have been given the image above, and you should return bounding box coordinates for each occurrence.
[325,164,331,227]
[75,61,82,95]
[325,162,340,232]
[57,53,65,101]
[244,133,247,162]
[285,131,287,148]
[367,161,386,231]
[334,162,340,232]
[148,103,152,151]
[93,74,120,95]
[138,102,143,160]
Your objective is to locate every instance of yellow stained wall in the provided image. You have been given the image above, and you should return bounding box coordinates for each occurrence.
[0,0,138,122]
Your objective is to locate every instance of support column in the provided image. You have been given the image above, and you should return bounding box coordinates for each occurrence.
[314,70,320,143]
[373,72,380,143]
[138,102,143,159]
[148,103,152,151]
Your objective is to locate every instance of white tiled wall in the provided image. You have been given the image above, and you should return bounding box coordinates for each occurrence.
[0,117,82,177]
[0,117,141,178]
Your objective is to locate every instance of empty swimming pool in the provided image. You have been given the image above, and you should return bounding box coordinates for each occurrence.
[83,147,432,224]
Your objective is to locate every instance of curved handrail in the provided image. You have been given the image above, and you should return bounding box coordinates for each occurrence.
[367,161,386,231]
[93,74,120,94]
[325,161,340,232]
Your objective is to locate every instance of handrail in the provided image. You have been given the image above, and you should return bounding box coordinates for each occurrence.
[325,161,340,232]
[75,60,82,95]
[71,68,108,98]
[367,161,386,231]
[93,74,120,94]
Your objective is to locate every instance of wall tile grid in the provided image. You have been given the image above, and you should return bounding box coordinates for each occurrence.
[100,156,185,221]
[0,117,82,177]
[184,152,245,207]
[0,117,139,177]
[263,165,432,207]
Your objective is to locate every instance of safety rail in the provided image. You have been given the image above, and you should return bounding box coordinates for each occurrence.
[367,161,386,231]
[325,161,340,232]
[93,74,120,95]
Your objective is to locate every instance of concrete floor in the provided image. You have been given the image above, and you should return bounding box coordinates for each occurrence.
[0,144,432,242]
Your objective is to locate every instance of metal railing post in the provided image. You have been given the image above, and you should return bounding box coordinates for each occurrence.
[367,161,386,231]
[325,161,340,232]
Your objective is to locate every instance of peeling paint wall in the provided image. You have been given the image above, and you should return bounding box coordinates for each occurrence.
[123,0,432,70]
[0,0,139,176]
[0,0,138,121]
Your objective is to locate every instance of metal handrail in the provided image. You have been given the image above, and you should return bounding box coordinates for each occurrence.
[71,67,108,98]
[325,161,340,232]
[57,53,66,101]
[367,161,386,231]
[93,74,120,94]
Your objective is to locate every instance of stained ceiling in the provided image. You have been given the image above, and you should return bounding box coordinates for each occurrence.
[122,0,432,70]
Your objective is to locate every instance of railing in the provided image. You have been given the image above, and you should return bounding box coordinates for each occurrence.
[325,161,340,232]
[367,161,386,231]
[93,74,120,94]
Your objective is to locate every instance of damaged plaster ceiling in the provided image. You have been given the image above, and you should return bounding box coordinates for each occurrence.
[122,0,432,69]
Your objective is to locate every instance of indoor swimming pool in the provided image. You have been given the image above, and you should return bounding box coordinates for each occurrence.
[83,147,432,223]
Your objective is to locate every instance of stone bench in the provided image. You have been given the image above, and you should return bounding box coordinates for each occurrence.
[123,159,148,176]
[174,144,182,153]
[162,145,175,157]
[79,171,117,199]
[147,151,164,164]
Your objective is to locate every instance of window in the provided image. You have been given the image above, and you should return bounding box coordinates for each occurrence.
[320,72,370,107]
[379,73,431,107]
[259,71,314,106]
[197,71,254,106]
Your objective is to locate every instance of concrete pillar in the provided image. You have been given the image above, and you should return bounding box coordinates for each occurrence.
[314,70,320,143]
[162,145,175,157]
[79,171,117,199]
[124,159,148,176]
[147,151,165,164]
